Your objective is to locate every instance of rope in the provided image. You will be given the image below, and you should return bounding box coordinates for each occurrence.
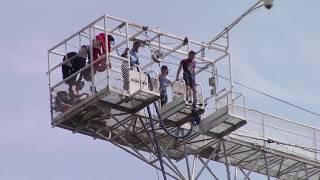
[232,133,320,153]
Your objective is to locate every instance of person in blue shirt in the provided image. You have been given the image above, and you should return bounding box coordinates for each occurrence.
[129,41,141,67]
[121,41,141,90]
[159,65,171,106]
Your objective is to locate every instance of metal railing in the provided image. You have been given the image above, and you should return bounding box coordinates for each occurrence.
[231,105,320,162]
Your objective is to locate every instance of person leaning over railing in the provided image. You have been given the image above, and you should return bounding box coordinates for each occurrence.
[91,33,114,73]
[159,65,171,106]
[62,47,88,93]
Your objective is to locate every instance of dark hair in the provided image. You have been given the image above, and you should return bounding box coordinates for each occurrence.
[189,50,196,55]
[107,35,114,42]
[161,65,168,70]
[133,41,141,46]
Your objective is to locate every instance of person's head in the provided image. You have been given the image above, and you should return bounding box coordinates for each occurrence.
[96,33,114,44]
[108,35,115,44]
[132,41,141,52]
[78,45,90,59]
[95,33,105,45]
[161,65,169,76]
[188,50,196,60]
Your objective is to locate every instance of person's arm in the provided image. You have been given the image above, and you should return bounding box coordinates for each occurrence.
[166,76,171,84]
[136,54,140,65]
[72,92,89,99]
[176,63,183,81]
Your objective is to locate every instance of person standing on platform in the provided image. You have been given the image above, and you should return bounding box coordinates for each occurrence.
[120,41,142,91]
[176,50,197,107]
[159,65,171,106]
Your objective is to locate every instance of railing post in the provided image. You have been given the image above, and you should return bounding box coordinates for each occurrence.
[262,114,266,147]
[89,25,95,95]
[104,16,110,87]
[47,51,53,123]
[314,130,318,160]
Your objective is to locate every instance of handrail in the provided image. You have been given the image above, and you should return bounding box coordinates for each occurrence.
[48,15,105,52]
[231,91,247,119]
[50,54,108,90]
[232,104,320,132]
[50,53,130,90]
[215,88,230,106]
[171,79,187,102]
[195,83,205,108]
[104,14,227,53]
[47,51,82,75]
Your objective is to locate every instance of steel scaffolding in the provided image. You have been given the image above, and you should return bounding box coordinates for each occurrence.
[47,6,320,180]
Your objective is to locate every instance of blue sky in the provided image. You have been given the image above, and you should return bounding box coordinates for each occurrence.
[0,0,319,179]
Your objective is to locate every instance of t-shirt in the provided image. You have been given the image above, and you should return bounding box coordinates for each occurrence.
[129,49,139,67]
[95,33,112,53]
[159,75,171,94]
[93,33,112,60]
[63,52,80,67]
[180,58,195,77]
[63,52,86,71]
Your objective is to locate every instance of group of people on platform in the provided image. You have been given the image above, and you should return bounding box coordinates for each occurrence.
[55,32,198,112]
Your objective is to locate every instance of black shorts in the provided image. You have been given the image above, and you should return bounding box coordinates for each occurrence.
[183,72,195,88]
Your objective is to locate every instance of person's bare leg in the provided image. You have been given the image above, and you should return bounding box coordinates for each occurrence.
[186,86,191,102]
[192,86,197,107]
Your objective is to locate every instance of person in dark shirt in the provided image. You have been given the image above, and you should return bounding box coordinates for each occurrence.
[62,46,90,92]
[176,50,197,107]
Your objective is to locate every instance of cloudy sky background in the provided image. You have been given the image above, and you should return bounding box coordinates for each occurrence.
[1,0,320,179]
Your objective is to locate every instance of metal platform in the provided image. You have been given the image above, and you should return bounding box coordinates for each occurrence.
[198,105,247,138]
[160,96,205,127]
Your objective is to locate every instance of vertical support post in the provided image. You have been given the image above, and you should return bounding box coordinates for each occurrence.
[89,25,95,95]
[191,155,197,180]
[183,132,192,180]
[104,16,110,86]
[263,152,271,180]
[227,53,233,101]
[226,31,234,105]
[226,29,230,51]
[47,51,53,123]
[158,32,161,52]
[125,22,130,60]
[304,163,309,180]
[78,33,81,49]
[125,21,130,94]
[262,114,266,147]
[222,141,232,180]
[313,130,318,160]
[234,166,238,180]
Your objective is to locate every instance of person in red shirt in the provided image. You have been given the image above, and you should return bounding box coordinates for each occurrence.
[176,50,197,107]
[92,33,114,72]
